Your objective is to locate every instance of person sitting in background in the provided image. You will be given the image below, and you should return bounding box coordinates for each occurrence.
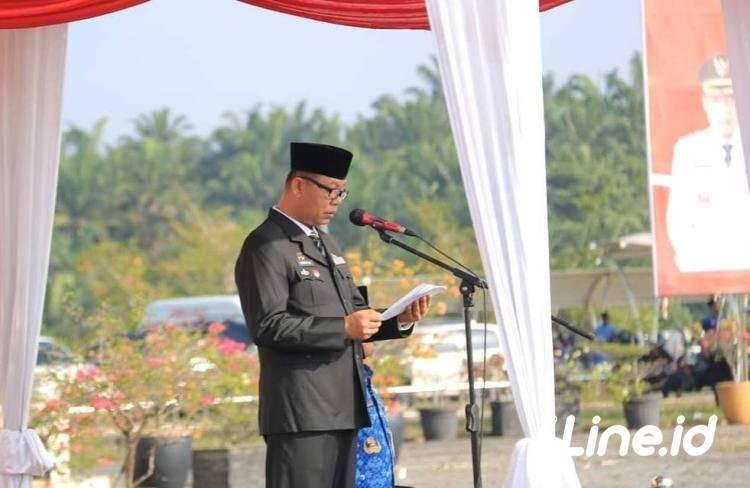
[594,312,618,343]
[700,297,721,332]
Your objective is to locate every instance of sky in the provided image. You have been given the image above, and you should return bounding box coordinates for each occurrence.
[63,0,643,140]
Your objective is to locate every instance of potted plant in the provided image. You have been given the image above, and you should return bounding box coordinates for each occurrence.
[415,396,459,441]
[711,298,750,424]
[594,343,662,429]
[488,359,582,438]
[553,359,583,436]
[33,320,257,488]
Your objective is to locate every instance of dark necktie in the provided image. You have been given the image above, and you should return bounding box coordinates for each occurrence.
[723,144,732,167]
[309,230,326,257]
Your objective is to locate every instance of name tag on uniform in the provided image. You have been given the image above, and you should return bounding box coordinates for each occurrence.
[330,253,346,265]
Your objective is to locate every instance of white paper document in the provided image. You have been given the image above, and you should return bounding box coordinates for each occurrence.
[381,283,447,320]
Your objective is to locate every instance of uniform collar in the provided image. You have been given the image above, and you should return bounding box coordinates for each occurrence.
[268,208,329,266]
[272,206,317,236]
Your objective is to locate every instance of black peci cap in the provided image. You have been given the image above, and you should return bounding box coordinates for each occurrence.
[290,142,352,179]
[698,55,732,89]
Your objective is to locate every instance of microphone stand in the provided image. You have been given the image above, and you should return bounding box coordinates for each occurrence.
[375,230,594,488]
[377,230,485,488]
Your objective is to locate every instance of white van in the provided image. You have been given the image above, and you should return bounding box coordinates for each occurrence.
[410,320,506,390]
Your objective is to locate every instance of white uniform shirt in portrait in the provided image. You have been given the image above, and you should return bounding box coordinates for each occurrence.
[667,128,750,272]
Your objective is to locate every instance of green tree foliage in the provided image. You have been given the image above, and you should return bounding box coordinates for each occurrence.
[545,54,648,268]
[45,56,649,337]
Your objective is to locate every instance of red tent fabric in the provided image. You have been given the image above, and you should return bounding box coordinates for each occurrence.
[238,0,573,29]
[0,0,571,29]
[0,1,147,29]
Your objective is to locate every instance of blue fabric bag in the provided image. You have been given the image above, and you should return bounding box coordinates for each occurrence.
[355,365,395,488]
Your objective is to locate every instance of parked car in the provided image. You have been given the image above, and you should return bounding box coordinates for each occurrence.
[409,320,506,394]
[138,295,252,347]
[36,336,75,367]
[34,336,80,400]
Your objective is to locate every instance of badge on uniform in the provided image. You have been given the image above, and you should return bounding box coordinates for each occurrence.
[311,268,321,279]
[363,436,381,454]
[330,253,346,265]
[296,252,313,267]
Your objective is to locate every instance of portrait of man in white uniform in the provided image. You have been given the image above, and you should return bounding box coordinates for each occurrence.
[666,55,750,272]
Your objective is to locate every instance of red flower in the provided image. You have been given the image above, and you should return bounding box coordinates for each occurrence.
[147,357,167,367]
[97,457,116,467]
[76,365,102,382]
[201,395,216,406]
[217,339,245,356]
[44,399,61,412]
[91,395,114,411]
[207,321,226,335]
[718,330,733,342]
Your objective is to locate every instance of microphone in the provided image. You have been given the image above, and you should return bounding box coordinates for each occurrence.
[349,209,417,236]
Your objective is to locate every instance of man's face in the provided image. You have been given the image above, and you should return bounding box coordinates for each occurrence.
[297,173,348,226]
[702,83,738,140]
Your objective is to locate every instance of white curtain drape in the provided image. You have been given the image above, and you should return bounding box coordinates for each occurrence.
[722,0,750,191]
[424,0,579,486]
[0,25,67,488]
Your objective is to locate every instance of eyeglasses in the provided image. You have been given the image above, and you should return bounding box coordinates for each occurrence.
[298,175,349,201]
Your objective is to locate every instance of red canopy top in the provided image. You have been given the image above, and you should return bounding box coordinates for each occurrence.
[0,0,572,29]
[0,0,147,29]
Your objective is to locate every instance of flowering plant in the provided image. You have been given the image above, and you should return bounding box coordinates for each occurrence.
[706,317,750,383]
[590,343,652,403]
[32,322,258,487]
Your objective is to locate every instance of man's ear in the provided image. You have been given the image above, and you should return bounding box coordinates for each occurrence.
[290,177,304,197]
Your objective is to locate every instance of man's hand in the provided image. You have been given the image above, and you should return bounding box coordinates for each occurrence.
[397,295,432,326]
[344,309,383,340]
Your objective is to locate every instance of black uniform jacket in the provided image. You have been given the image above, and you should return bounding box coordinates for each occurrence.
[235,208,410,436]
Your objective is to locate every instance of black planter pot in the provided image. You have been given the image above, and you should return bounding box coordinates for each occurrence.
[192,445,266,487]
[623,394,662,429]
[489,393,581,438]
[489,400,522,437]
[134,436,192,488]
[387,411,405,462]
[555,390,581,437]
[418,408,458,441]
[192,449,230,488]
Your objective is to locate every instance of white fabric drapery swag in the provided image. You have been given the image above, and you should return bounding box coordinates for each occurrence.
[424,0,580,486]
[0,25,67,488]
[722,0,750,190]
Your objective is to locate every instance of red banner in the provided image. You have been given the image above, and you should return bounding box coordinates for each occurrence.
[645,0,750,296]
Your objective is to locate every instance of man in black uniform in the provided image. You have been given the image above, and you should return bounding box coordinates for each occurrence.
[235,142,430,488]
